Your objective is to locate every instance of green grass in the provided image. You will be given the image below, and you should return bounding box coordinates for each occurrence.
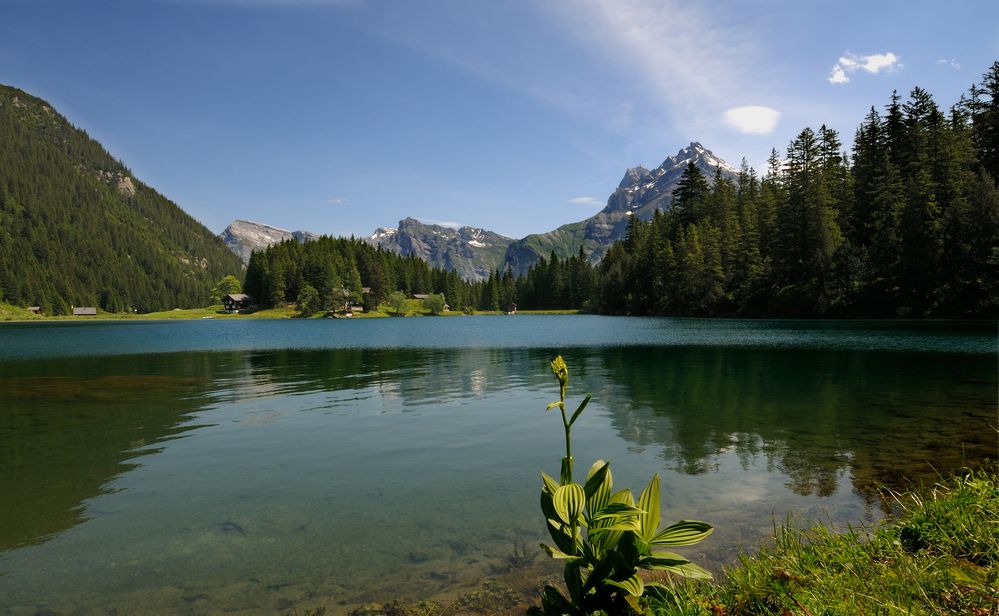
[645,471,999,616]
[0,301,44,321]
[0,300,584,322]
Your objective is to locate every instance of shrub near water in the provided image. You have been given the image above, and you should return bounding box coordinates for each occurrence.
[530,356,714,616]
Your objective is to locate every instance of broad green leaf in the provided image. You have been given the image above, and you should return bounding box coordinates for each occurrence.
[585,461,612,517]
[545,401,563,412]
[650,520,714,547]
[541,544,582,561]
[589,517,642,533]
[650,550,689,562]
[553,483,586,524]
[541,472,560,495]
[540,491,558,526]
[540,585,575,616]
[580,538,599,566]
[568,394,591,426]
[606,574,644,597]
[590,502,644,521]
[545,520,577,554]
[591,528,624,553]
[642,552,689,569]
[609,488,636,507]
[637,474,661,542]
[564,562,584,605]
[659,561,713,580]
[582,552,619,593]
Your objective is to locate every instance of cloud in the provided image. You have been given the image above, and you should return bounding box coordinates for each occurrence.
[829,66,849,84]
[417,218,462,229]
[828,52,901,84]
[937,58,961,70]
[721,106,780,135]
[568,196,604,207]
[326,197,348,205]
[549,1,753,113]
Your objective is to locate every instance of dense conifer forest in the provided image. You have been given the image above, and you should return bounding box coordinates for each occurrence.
[0,85,244,314]
[242,235,483,312]
[520,63,999,318]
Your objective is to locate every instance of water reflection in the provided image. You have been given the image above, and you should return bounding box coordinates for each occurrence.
[589,346,996,503]
[0,341,994,613]
[0,353,240,550]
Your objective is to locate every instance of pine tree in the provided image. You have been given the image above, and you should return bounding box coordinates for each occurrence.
[670,162,710,230]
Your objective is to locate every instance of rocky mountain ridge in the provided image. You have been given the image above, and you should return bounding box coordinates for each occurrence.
[220,220,320,263]
[366,217,513,282]
[222,142,738,280]
[503,142,739,275]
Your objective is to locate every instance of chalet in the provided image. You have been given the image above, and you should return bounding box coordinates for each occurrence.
[348,305,364,313]
[223,293,253,313]
[27,306,41,315]
[73,307,97,316]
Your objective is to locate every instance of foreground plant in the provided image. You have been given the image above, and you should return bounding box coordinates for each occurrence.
[530,356,713,615]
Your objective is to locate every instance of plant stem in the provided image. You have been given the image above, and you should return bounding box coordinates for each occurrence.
[561,393,572,484]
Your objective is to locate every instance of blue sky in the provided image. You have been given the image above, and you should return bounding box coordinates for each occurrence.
[2,0,997,239]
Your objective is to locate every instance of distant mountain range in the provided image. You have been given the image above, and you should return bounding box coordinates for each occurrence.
[220,142,739,281]
[366,218,512,281]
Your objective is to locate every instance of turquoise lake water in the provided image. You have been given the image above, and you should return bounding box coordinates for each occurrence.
[0,316,995,613]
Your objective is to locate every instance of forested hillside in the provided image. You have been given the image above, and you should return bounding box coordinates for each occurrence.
[588,63,999,318]
[0,85,243,314]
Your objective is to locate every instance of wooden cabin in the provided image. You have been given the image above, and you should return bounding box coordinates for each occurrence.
[73,307,97,316]
[27,306,41,315]
[222,293,253,313]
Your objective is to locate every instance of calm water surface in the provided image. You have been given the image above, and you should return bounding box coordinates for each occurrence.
[0,316,995,614]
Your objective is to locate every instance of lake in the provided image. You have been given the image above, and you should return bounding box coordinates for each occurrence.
[0,316,995,614]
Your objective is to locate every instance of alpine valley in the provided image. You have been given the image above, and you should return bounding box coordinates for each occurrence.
[220,142,739,281]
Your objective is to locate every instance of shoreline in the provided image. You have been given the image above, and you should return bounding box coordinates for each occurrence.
[0,302,581,323]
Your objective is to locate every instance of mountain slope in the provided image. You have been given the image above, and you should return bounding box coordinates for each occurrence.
[220,219,320,263]
[367,217,513,282]
[0,85,244,313]
[504,142,739,275]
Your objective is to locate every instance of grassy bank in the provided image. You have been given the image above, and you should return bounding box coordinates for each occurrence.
[647,471,998,616]
[0,300,581,321]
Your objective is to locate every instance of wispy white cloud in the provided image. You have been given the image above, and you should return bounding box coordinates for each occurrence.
[541,0,782,145]
[568,196,604,207]
[326,197,348,205]
[418,218,462,229]
[722,106,780,135]
[937,58,961,70]
[548,0,754,113]
[828,52,901,84]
